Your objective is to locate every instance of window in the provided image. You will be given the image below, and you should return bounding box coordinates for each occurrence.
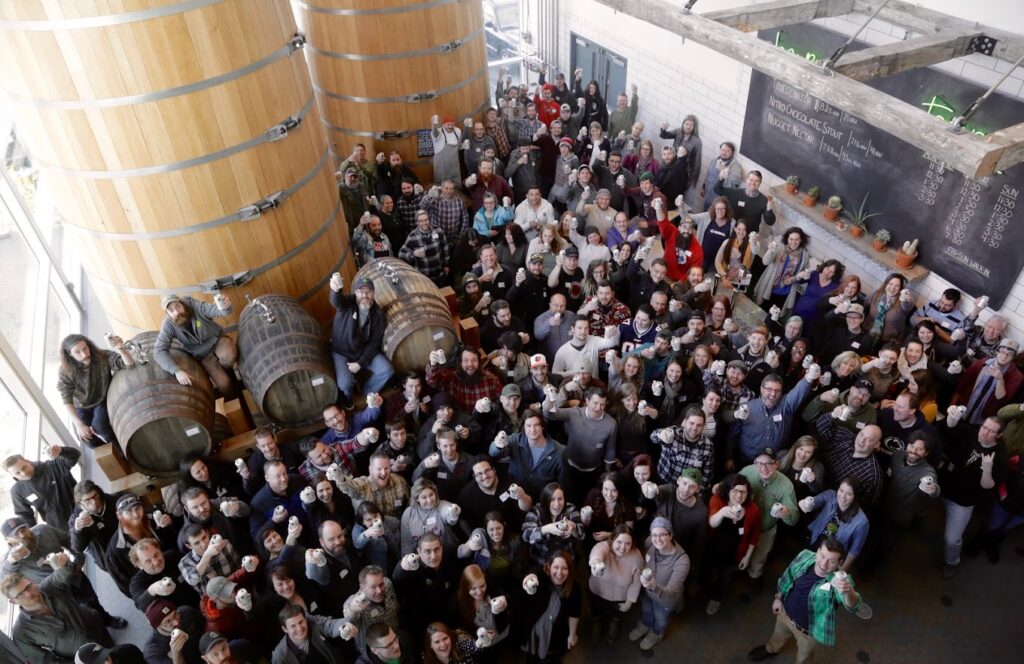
[0,196,39,365]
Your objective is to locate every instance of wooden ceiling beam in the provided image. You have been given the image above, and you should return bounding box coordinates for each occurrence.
[854,0,1024,63]
[702,0,855,32]
[594,0,1018,178]
[984,122,1024,174]
[833,31,983,81]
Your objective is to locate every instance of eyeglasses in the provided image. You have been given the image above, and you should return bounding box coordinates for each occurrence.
[473,468,495,479]
[7,582,33,601]
[755,461,777,467]
[374,634,400,651]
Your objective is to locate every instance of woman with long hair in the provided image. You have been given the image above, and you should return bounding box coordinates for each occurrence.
[400,478,461,556]
[519,550,582,663]
[705,474,761,615]
[828,350,863,394]
[659,114,703,207]
[609,353,645,393]
[791,258,845,338]
[778,435,827,501]
[609,383,653,464]
[714,220,756,290]
[467,511,527,596]
[351,501,401,571]
[753,226,810,312]
[800,476,870,571]
[867,272,914,343]
[587,525,644,643]
[705,295,734,341]
[624,455,657,543]
[522,483,584,565]
[423,621,482,664]
[495,222,529,271]
[574,75,609,129]
[526,223,565,274]
[57,333,135,447]
[456,564,512,652]
[622,139,659,178]
[300,473,356,539]
[581,259,611,300]
[582,472,635,544]
[176,454,244,511]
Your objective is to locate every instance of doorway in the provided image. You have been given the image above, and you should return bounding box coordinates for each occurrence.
[569,33,628,112]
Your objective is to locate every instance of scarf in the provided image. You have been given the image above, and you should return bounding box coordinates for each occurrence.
[773,249,803,290]
[871,295,892,338]
[965,358,1005,425]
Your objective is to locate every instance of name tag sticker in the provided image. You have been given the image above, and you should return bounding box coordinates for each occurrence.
[773,414,783,422]
[185,427,201,437]
[339,569,349,579]
[426,516,437,525]
[311,601,319,612]
[738,527,745,535]
[499,492,511,502]
[737,201,746,207]
[437,472,448,479]
[941,321,952,329]
[851,342,861,349]
[311,377,325,387]
[26,493,38,503]
[855,422,865,429]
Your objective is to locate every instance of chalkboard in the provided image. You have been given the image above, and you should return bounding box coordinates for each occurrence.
[740,23,1024,309]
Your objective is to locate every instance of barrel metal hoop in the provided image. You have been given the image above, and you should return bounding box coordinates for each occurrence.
[312,65,486,104]
[65,148,328,241]
[321,99,491,139]
[307,26,481,62]
[87,199,342,296]
[24,95,315,179]
[0,0,225,31]
[3,34,306,110]
[295,0,463,17]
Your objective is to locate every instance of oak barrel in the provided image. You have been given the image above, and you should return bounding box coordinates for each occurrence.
[353,258,459,374]
[0,0,355,334]
[106,332,216,478]
[295,0,490,182]
[237,294,338,426]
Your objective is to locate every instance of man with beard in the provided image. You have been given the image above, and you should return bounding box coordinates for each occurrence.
[532,118,567,198]
[464,155,512,210]
[155,293,238,397]
[700,141,744,211]
[731,365,818,468]
[328,274,392,409]
[483,105,512,160]
[654,145,689,212]
[609,84,639,140]
[338,143,376,190]
[480,300,530,354]
[69,480,119,572]
[338,166,371,232]
[506,253,552,329]
[592,151,637,216]
[510,101,543,144]
[393,178,424,234]
[6,441,80,529]
[421,179,469,246]
[713,169,776,234]
[457,273,489,325]
[374,150,418,200]
[506,136,542,203]
[426,346,503,414]
[547,245,585,311]
[305,519,360,600]
[178,486,252,555]
[552,317,619,380]
[461,120,495,176]
[399,210,450,287]
[655,208,702,283]
[575,187,618,237]
[614,121,645,158]
[56,333,134,446]
[626,172,669,225]
[472,244,515,301]
[577,281,631,338]
[351,212,393,266]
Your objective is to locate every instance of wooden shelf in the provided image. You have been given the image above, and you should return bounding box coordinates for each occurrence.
[770,185,930,284]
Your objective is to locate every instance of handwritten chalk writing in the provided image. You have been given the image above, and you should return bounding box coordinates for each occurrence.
[943,246,991,277]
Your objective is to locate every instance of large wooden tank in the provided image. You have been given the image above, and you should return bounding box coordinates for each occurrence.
[0,0,356,334]
[353,258,459,374]
[237,293,337,426]
[295,0,490,182]
[106,332,216,478]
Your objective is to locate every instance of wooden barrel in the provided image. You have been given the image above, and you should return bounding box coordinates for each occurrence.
[237,293,338,426]
[106,332,216,478]
[295,0,490,183]
[0,0,356,335]
[353,258,459,374]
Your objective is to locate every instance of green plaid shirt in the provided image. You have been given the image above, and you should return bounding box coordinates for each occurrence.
[776,550,861,646]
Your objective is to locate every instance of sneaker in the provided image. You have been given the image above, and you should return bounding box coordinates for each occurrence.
[941,563,958,580]
[638,632,662,650]
[748,645,779,661]
[706,599,721,615]
[628,623,649,642]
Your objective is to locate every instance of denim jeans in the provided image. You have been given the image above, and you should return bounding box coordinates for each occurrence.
[332,351,394,398]
[76,402,116,445]
[988,502,1024,534]
[640,593,672,636]
[943,499,975,566]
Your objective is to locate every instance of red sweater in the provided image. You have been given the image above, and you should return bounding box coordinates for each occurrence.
[709,495,761,563]
[657,216,703,282]
[533,93,562,127]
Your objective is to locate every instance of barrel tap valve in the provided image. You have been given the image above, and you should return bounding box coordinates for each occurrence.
[246,294,276,324]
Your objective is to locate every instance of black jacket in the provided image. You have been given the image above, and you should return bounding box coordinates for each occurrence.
[329,290,387,367]
[12,446,80,528]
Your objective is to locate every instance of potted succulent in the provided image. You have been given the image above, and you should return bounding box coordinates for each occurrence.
[896,238,919,269]
[785,175,800,195]
[824,195,843,223]
[844,194,881,238]
[872,229,891,252]
[802,186,820,207]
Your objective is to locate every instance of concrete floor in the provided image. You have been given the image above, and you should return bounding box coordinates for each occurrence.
[91,505,1023,663]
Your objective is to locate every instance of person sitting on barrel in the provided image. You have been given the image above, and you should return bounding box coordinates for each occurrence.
[329,272,394,410]
[154,293,239,398]
[57,332,135,447]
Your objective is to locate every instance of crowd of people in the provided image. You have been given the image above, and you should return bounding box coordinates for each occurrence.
[3,63,1024,664]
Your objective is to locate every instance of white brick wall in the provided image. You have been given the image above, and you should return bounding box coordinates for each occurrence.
[555,0,1024,341]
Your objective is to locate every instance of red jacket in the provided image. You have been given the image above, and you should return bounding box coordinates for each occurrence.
[709,495,761,563]
[953,359,1024,421]
[533,92,562,127]
[658,216,704,282]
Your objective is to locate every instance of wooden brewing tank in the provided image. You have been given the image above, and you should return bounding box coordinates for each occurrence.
[295,0,491,183]
[0,0,356,335]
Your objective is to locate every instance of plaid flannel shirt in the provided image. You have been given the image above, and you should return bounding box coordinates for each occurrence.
[425,364,503,413]
[581,297,632,337]
[395,193,425,234]
[776,549,860,646]
[486,120,512,159]
[178,542,239,592]
[298,438,366,483]
[399,226,449,280]
[703,371,754,410]
[815,414,884,507]
[650,427,715,490]
[511,116,542,143]
[421,194,469,245]
[336,474,410,518]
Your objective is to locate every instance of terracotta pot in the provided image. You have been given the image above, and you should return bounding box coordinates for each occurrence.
[824,206,841,221]
[873,240,887,251]
[896,249,917,268]
[802,195,818,207]
[850,226,865,238]
[785,183,798,195]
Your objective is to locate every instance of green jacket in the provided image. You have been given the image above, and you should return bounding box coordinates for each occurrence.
[802,390,877,435]
[739,465,799,532]
[777,549,861,646]
[996,404,1024,456]
[12,566,109,663]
